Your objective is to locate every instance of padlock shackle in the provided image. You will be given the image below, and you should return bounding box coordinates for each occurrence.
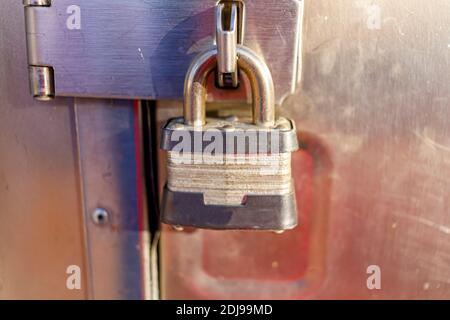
[183,45,275,127]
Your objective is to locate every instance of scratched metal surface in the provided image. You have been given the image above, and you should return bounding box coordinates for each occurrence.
[0,1,149,299]
[160,0,450,299]
[0,1,87,299]
[1,0,450,299]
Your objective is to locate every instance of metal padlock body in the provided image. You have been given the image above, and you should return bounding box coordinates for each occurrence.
[160,46,299,231]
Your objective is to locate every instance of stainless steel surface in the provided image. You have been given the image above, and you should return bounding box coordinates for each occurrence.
[216,2,239,88]
[160,0,450,299]
[1,1,86,299]
[1,1,150,299]
[23,0,303,104]
[293,0,450,298]
[184,46,275,127]
[74,99,150,299]
[2,0,450,300]
[28,65,55,100]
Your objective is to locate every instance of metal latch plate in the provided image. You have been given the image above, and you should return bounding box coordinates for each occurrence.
[25,0,303,104]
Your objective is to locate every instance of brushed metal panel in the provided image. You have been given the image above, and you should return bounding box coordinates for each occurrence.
[0,1,87,299]
[159,0,450,299]
[74,99,150,299]
[24,0,302,104]
[296,0,450,299]
[1,0,150,299]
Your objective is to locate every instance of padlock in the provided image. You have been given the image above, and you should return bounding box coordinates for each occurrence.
[160,45,299,231]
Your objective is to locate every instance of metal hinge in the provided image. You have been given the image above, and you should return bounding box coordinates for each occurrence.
[24,0,55,100]
[24,0,51,6]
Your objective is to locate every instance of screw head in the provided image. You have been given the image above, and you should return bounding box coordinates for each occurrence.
[92,208,109,225]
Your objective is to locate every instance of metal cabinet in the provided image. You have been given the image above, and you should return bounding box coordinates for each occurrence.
[1,0,450,299]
